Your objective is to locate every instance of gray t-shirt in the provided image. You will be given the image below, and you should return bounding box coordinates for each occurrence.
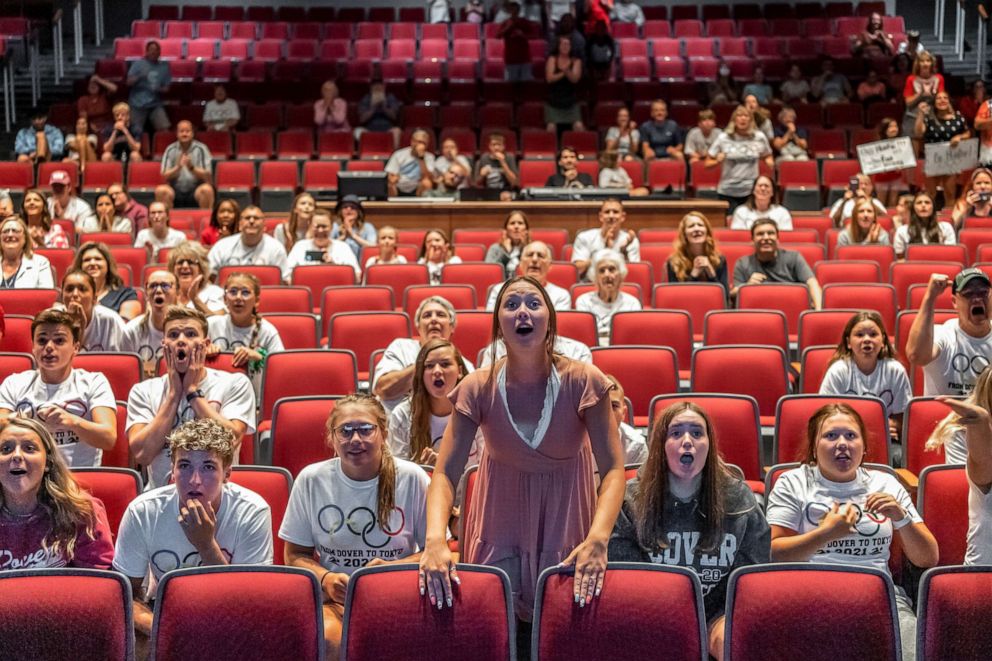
[160,140,213,194]
[707,132,772,198]
[684,127,723,159]
[732,249,814,288]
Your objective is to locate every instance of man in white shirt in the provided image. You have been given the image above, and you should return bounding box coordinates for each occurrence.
[385,129,435,197]
[485,241,572,311]
[202,85,240,131]
[46,169,96,231]
[133,201,186,262]
[372,296,474,413]
[208,205,291,283]
[572,198,640,280]
[908,268,992,395]
[114,418,272,646]
[126,306,255,489]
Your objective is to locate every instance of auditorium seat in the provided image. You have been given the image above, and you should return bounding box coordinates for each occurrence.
[774,394,890,464]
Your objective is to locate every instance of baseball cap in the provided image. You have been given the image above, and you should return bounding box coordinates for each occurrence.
[953,267,991,293]
[48,170,71,186]
[334,194,363,214]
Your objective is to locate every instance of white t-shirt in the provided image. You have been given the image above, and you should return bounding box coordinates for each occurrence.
[385,147,436,194]
[287,239,361,280]
[208,234,291,283]
[766,465,921,575]
[418,256,463,285]
[198,284,227,313]
[942,428,969,465]
[829,197,888,225]
[122,315,163,364]
[387,397,482,464]
[278,458,430,573]
[485,280,572,311]
[729,204,794,231]
[479,335,592,367]
[48,196,96,231]
[599,167,632,190]
[81,305,126,352]
[0,368,115,467]
[575,291,642,338]
[113,483,273,581]
[134,227,186,261]
[892,223,956,256]
[203,98,241,131]
[207,314,285,396]
[571,228,640,277]
[818,358,912,420]
[923,318,992,396]
[372,338,476,413]
[126,368,256,489]
[364,254,408,269]
[967,471,992,565]
[3,253,54,289]
[619,422,648,465]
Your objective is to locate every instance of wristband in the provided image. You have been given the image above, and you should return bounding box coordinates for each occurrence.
[892,514,912,530]
[320,570,333,587]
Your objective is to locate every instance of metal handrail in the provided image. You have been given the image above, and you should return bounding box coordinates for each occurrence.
[979,4,989,76]
[52,8,64,84]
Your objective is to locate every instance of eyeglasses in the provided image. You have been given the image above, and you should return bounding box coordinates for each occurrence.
[174,258,196,267]
[334,423,377,440]
[147,282,173,292]
[225,287,253,298]
[0,228,24,235]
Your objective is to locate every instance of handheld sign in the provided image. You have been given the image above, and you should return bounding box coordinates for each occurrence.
[924,138,979,177]
[856,137,917,176]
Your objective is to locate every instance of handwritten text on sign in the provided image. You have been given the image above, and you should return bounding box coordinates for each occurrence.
[924,138,979,177]
[856,137,917,176]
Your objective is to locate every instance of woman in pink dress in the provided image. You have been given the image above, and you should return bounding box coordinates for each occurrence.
[419,276,625,631]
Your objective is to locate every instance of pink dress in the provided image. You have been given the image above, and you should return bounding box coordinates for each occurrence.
[450,358,611,620]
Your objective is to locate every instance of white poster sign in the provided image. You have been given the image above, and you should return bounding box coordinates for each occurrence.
[924,138,979,177]
[856,137,917,176]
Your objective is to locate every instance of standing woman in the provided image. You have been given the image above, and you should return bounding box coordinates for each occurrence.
[200,198,239,247]
[0,417,115,567]
[902,51,944,139]
[273,192,316,253]
[485,210,530,279]
[0,216,54,289]
[59,268,125,352]
[418,228,462,285]
[729,175,794,230]
[419,276,625,632]
[168,241,225,314]
[951,167,992,229]
[207,272,284,397]
[666,212,728,291]
[20,189,70,249]
[575,249,642,343]
[331,196,377,261]
[766,404,938,661]
[609,402,770,661]
[280,394,430,658]
[893,192,956,258]
[388,338,479,466]
[819,311,911,439]
[705,106,774,213]
[836,198,892,247]
[72,241,141,320]
[927,370,992,564]
[0,309,117,467]
[916,91,970,205]
[544,35,585,132]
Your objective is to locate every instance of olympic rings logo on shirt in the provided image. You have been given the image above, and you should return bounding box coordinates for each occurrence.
[803,501,884,537]
[950,353,990,376]
[317,504,407,549]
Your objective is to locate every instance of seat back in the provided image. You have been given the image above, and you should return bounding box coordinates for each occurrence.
[71,467,143,538]
[917,566,992,661]
[328,312,411,379]
[0,288,59,316]
[152,566,322,660]
[260,350,357,421]
[798,346,835,393]
[797,309,861,352]
[902,397,954,476]
[736,283,810,337]
[533,564,705,661]
[774,394,890,464]
[611,310,693,370]
[0,351,34,382]
[822,283,897,330]
[704,310,789,355]
[591,346,679,425]
[229,466,293,566]
[691,346,788,418]
[725,564,900,661]
[917,464,970,565]
[262,313,319,350]
[71,352,142,402]
[342,564,514,661]
[649,394,761,480]
[652,283,726,338]
[556,310,600,349]
[270,396,341,477]
[0,569,133,661]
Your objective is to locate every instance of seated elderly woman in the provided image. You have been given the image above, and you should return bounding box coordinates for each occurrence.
[0,215,54,289]
[0,417,115,568]
[575,248,642,343]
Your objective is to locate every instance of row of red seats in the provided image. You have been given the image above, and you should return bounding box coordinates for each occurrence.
[5,536,983,658]
[143,2,891,24]
[129,15,906,42]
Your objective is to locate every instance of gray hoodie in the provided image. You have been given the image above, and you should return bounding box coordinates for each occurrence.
[609,476,770,621]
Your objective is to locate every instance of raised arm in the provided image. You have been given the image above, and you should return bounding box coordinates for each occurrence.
[905,273,948,366]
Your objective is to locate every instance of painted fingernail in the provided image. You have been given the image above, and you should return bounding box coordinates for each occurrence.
[453,575,461,585]
[446,597,452,607]
[595,587,602,597]
[437,599,443,610]
[420,585,425,596]
[579,598,585,608]
[574,594,580,604]
[429,594,435,605]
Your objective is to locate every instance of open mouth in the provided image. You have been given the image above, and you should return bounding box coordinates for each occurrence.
[972,305,987,317]
[516,325,534,335]
[176,349,188,361]
[432,377,445,388]
[185,491,202,500]
[679,453,694,466]
[835,453,852,467]
[153,295,165,305]
[8,468,27,476]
